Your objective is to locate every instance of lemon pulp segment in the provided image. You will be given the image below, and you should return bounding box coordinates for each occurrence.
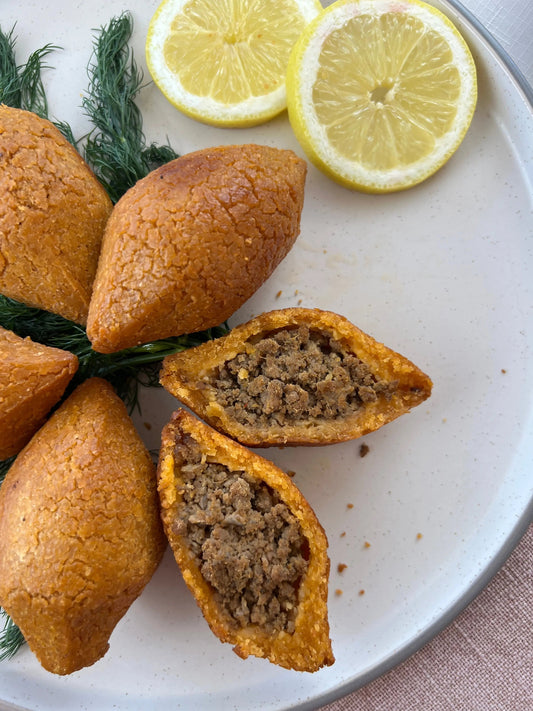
[315,14,462,169]
[163,0,305,102]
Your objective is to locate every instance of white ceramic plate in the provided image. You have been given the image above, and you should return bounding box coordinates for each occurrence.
[1,1,532,710]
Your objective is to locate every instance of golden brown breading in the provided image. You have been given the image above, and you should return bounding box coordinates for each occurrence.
[0,326,78,459]
[0,378,166,675]
[86,144,306,353]
[0,106,113,324]
[157,409,334,672]
[160,308,433,446]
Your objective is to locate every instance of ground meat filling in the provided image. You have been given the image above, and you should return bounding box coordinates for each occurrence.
[173,436,308,634]
[213,326,397,427]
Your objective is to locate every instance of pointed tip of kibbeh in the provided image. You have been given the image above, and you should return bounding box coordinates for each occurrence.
[0,326,78,459]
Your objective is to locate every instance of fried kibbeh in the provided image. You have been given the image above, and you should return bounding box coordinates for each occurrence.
[157,409,334,672]
[86,144,306,353]
[160,308,433,446]
[0,326,78,459]
[0,378,166,675]
[0,106,113,324]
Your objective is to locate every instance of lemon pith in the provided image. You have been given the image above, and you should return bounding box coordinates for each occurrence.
[146,0,322,127]
[286,0,478,192]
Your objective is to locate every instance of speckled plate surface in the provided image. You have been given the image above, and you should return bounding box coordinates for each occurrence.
[1,1,532,710]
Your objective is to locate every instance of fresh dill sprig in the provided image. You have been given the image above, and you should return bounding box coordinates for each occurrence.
[0,295,228,412]
[0,456,24,659]
[15,43,57,118]
[0,613,25,662]
[0,26,19,107]
[0,456,15,487]
[0,26,55,118]
[0,294,228,444]
[53,118,77,146]
[83,13,179,203]
[0,449,19,660]
[0,25,75,143]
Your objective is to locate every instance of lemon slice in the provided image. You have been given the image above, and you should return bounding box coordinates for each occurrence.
[286,0,478,192]
[146,0,322,127]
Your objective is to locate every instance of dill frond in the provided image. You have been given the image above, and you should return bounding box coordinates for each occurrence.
[0,295,228,412]
[0,613,25,662]
[53,118,78,147]
[0,26,19,107]
[0,26,55,118]
[0,25,75,143]
[0,456,15,487]
[82,13,179,203]
[17,44,59,118]
[0,458,22,659]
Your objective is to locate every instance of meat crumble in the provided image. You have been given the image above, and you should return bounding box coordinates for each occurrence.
[172,436,308,634]
[213,326,397,427]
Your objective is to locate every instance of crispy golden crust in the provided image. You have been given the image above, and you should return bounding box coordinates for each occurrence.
[0,326,78,459]
[0,106,113,324]
[0,378,166,675]
[160,308,433,446]
[157,409,334,672]
[86,144,306,353]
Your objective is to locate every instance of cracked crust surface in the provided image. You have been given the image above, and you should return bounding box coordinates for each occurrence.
[157,409,334,672]
[86,144,306,353]
[0,106,113,324]
[160,308,433,446]
[0,378,166,675]
[0,326,78,458]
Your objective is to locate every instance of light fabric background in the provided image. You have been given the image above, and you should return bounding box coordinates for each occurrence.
[464,0,533,81]
[323,2,533,709]
[322,524,532,711]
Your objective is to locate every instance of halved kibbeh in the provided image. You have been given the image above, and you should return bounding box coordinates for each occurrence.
[157,409,334,672]
[87,144,306,353]
[0,378,166,675]
[160,308,433,446]
[0,326,78,459]
[0,106,113,324]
